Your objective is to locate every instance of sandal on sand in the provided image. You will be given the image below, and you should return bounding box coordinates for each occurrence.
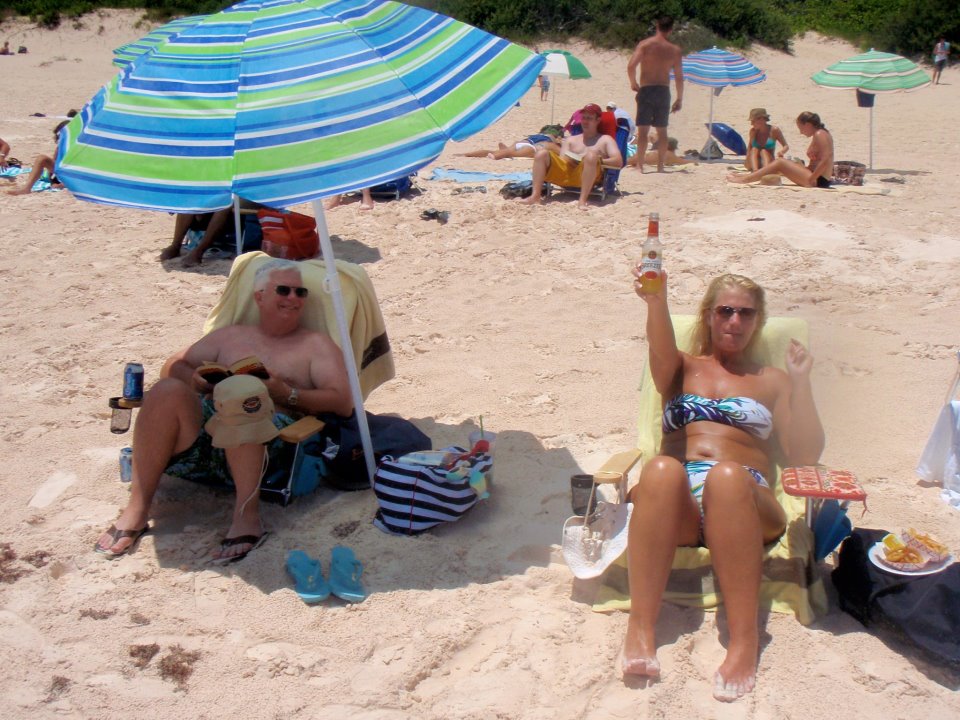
[329,545,368,602]
[210,531,270,566]
[94,524,151,559]
[286,550,331,604]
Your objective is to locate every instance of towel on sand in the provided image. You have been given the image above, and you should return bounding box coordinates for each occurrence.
[203,251,395,399]
[592,316,828,625]
[429,167,533,183]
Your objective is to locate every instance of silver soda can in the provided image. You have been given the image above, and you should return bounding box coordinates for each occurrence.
[123,363,144,400]
[119,447,133,483]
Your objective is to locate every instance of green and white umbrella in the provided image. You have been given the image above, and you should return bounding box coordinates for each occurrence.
[539,49,591,122]
[812,49,931,169]
[57,0,544,482]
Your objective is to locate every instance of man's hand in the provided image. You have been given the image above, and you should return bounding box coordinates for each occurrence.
[190,368,214,396]
[671,97,682,113]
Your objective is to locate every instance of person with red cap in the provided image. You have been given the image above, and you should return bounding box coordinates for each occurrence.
[518,102,623,210]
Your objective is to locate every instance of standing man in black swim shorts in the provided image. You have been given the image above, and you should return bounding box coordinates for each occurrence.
[627,16,684,173]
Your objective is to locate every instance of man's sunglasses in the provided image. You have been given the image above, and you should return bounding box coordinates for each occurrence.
[714,305,758,319]
[274,285,309,298]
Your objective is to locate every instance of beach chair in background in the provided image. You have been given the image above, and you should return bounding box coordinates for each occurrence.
[592,316,847,625]
[547,116,630,202]
[203,251,396,504]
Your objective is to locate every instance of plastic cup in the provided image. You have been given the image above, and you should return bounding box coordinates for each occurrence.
[109,397,132,434]
[468,430,496,456]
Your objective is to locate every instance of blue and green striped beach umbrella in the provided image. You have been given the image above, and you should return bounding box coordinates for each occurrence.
[112,14,210,68]
[57,0,544,212]
[812,50,931,168]
[57,0,544,484]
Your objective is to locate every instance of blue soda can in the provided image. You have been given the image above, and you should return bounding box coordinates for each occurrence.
[123,363,144,400]
[119,447,133,483]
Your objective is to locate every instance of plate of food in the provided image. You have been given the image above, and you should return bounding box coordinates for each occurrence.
[868,529,954,576]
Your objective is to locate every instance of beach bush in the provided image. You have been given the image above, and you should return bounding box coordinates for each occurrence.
[1,0,954,59]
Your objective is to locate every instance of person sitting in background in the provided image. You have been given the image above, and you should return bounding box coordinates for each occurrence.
[5,120,68,195]
[744,108,789,171]
[519,103,623,210]
[325,187,374,212]
[606,101,637,141]
[456,125,563,160]
[624,271,823,701]
[0,41,10,55]
[727,111,833,188]
[94,259,353,563]
[0,136,11,169]
[161,209,232,266]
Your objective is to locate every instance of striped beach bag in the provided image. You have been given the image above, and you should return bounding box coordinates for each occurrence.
[373,447,492,535]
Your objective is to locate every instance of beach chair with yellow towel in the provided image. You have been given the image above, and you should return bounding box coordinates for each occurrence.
[590,316,832,625]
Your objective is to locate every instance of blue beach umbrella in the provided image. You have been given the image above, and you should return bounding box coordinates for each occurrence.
[57,0,544,482]
[681,47,766,158]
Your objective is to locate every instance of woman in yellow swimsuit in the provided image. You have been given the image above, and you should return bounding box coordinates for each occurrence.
[744,107,789,171]
[621,271,824,702]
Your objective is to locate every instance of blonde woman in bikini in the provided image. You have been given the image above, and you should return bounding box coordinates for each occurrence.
[744,108,789,171]
[728,111,833,188]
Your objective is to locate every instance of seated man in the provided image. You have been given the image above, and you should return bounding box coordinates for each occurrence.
[519,103,623,210]
[160,209,231,265]
[95,259,353,563]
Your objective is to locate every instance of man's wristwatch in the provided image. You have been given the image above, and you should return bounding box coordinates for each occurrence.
[287,386,299,407]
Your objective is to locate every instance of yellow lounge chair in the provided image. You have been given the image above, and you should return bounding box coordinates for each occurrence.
[592,315,828,625]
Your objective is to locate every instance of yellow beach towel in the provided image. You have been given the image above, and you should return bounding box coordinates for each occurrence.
[203,251,395,399]
[592,315,828,625]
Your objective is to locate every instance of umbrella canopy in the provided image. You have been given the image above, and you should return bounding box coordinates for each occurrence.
[539,49,591,79]
[58,0,544,212]
[681,47,765,159]
[811,49,931,168]
[112,14,210,68]
[811,49,931,93]
[539,49,591,123]
[57,0,543,482]
[682,46,766,88]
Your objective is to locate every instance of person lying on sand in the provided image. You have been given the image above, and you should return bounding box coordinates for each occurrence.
[623,270,824,702]
[728,111,832,188]
[518,104,622,210]
[0,136,11,170]
[94,259,353,563]
[627,136,689,168]
[5,120,67,195]
[456,125,563,160]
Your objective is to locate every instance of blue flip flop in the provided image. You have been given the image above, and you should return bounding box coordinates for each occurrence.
[285,550,331,604]
[329,546,368,603]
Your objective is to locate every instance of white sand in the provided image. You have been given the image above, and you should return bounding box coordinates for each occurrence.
[1,10,959,717]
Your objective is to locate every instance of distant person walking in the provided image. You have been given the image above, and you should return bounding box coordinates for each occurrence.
[933,37,950,85]
[626,16,684,173]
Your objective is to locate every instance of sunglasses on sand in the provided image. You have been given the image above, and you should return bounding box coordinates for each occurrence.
[714,305,758,319]
[274,284,309,298]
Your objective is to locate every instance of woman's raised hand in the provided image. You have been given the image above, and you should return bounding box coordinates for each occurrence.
[632,267,668,301]
[785,338,814,378]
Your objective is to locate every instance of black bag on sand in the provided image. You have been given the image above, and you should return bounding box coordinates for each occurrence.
[316,411,432,491]
[832,528,960,666]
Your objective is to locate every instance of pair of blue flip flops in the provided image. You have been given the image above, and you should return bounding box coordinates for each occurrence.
[286,546,367,604]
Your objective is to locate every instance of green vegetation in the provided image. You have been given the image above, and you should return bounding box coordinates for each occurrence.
[3,0,957,59]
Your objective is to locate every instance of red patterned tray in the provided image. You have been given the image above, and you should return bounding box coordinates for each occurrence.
[781,466,866,501]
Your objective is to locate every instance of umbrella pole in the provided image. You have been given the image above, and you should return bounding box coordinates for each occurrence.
[706,91,715,162]
[869,104,874,170]
[550,81,556,124]
[232,195,243,256]
[310,199,377,486]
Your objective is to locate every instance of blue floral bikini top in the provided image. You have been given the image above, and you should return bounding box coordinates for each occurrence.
[662,393,773,439]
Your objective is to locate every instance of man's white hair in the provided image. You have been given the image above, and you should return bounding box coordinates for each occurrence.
[254,258,302,291]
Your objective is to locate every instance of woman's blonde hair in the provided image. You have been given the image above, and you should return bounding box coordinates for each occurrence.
[691,274,767,356]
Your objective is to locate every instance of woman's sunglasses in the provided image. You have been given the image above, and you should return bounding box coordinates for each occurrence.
[714,305,757,319]
[274,284,309,298]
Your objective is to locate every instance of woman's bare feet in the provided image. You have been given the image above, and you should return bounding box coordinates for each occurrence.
[6,186,31,195]
[726,172,750,184]
[181,250,203,268]
[621,624,660,678]
[713,640,757,702]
